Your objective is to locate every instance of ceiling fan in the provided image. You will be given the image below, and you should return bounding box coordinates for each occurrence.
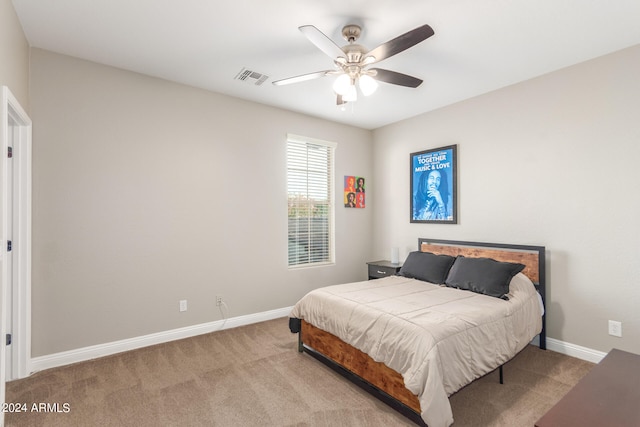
[272,23,435,105]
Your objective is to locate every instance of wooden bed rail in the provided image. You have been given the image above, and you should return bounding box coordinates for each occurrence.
[299,320,426,425]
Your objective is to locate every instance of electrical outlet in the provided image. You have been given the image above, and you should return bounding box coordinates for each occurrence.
[216,296,223,306]
[179,300,187,312]
[608,320,622,337]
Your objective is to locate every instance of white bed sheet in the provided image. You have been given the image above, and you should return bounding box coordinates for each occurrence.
[291,273,543,427]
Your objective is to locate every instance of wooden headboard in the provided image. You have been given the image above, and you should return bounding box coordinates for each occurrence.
[419,238,544,285]
[418,237,547,349]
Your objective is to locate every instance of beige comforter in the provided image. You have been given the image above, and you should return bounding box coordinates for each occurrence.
[290,273,542,427]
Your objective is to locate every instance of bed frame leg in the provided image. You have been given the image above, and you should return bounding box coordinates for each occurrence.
[297,333,303,353]
[499,365,504,384]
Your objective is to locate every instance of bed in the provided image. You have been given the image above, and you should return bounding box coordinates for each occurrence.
[289,238,546,427]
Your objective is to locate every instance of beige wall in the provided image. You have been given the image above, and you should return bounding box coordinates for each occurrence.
[0,0,29,109]
[372,44,640,355]
[29,49,373,356]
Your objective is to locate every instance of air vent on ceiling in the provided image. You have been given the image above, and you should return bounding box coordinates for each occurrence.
[234,68,269,86]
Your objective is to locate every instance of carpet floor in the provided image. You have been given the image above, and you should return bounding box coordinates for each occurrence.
[5,317,594,426]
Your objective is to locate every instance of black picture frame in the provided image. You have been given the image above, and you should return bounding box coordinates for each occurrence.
[410,144,458,224]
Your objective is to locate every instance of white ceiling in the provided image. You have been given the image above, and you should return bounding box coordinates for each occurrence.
[12,0,640,130]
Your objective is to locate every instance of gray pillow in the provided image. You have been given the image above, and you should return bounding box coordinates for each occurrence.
[445,256,525,300]
[399,251,456,284]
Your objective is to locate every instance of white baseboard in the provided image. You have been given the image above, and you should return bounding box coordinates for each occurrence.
[27,307,605,377]
[29,306,294,375]
[545,337,607,363]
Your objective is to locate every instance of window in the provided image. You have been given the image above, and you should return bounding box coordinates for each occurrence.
[287,134,336,267]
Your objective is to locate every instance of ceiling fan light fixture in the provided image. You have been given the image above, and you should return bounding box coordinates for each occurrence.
[343,84,358,102]
[359,74,378,96]
[333,74,351,95]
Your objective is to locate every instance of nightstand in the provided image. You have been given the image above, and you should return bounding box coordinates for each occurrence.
[367,260,402,280]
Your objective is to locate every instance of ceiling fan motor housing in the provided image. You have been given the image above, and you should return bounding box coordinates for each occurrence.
[341,44,367,64]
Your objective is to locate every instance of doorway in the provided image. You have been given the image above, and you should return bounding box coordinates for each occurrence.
[1,86,32,414]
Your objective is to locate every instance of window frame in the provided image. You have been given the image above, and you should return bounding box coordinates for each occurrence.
[286,133,336,269]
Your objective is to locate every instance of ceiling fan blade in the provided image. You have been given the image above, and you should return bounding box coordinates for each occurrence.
[336,94,347,106]
[370,68,423,88]
[272,70,333,86]
[299,25,346,61]
[364,24,434,64]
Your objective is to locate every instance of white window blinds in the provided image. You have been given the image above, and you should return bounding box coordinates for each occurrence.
[287,134,336,267]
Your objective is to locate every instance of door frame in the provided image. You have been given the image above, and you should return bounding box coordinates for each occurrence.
[1,85,32,396]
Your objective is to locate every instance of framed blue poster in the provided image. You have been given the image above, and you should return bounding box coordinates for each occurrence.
[410,145,457,224]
